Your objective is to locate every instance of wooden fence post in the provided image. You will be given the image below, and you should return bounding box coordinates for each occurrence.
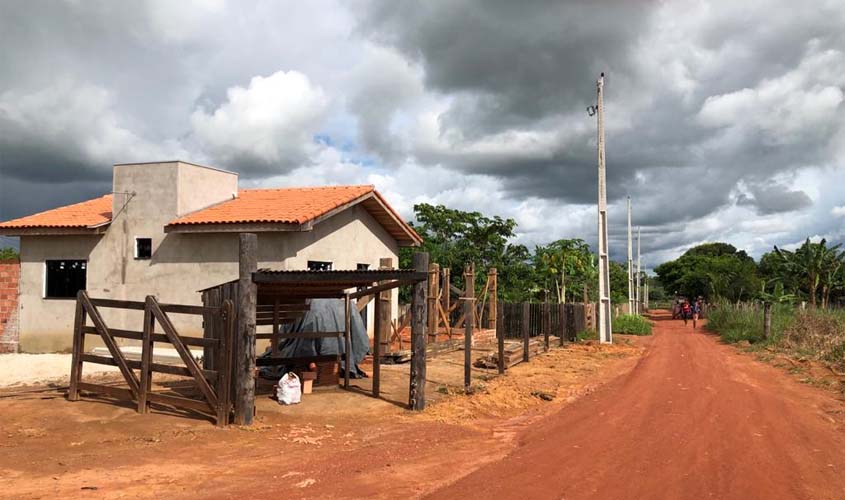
[522,302,530,362]
[763,302,772,340]
[464,263,475,389]
[373,257,392,398]
[68,292,87,402]
[441,268,451,336]
[234,233,257,425]
[137,296,154,414]
[559,303,566,346]
[543,301,551,352]
[409,252,429,411]
[428,263,440,343]
[497,300,505,374]
[488,268,498,332]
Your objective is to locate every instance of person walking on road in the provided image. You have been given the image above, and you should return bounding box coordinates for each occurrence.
[681,299,692,327]
[692,298,702,329]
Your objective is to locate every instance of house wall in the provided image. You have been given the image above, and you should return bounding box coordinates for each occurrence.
[0,258,20,353]
[16,165,401,352]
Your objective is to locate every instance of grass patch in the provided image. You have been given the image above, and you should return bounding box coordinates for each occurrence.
[705,302,794,344]
[576,329,598,342]
[613,314,653,335]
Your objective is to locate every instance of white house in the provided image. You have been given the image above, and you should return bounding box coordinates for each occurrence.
[0,161,421,352]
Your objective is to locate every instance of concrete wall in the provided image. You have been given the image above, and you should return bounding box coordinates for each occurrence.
[17,163,401,352]
[0,259,20,353]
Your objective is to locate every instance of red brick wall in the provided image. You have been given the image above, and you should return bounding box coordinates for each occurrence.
[0,258,20,353]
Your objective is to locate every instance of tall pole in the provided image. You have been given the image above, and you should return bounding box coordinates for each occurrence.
[628,196,636,314]
[636,226,641,315]
[595,73,612,344]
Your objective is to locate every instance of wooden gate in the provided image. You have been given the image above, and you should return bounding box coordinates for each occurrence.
[67,291,235,426]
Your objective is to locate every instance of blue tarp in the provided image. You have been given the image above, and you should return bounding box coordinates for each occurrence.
[258,298,369,378]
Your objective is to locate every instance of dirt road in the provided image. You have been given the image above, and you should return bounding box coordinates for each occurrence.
[428,312,845,500]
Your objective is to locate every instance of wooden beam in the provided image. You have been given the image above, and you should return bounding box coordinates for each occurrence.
[409,252,428,411]
[80,291,140,399]
[497,299,505,375]
[464,263,475,390]
[344,294,352,389]
[68,292,86,402]
[441,267,451,337]
[522,302,530,362]
[544,302,551,352]
[235,233,257,425]
[374,257,393,398]
[427,263,439,342]
[489,268,498,333]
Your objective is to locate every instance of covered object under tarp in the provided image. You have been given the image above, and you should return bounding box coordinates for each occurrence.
[259,298,369,379]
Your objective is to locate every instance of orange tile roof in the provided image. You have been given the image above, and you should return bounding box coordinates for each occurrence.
[0,195,113,229]
[169,185,375,225]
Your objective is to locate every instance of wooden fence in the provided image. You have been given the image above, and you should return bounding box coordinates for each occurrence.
[67,291,236,427]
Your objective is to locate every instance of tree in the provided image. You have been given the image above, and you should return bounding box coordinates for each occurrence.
[399,203,534,302]
[774,238,842,308]
[0,247,18,260]
[533,239,594,303]
[654,243,759,301]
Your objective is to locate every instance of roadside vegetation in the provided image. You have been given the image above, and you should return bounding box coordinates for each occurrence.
[612,314,652,335]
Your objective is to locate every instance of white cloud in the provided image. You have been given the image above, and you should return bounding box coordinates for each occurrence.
[832,206,845,217]
[190,70,329,173]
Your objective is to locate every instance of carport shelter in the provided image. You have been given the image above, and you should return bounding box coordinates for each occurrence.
[202,235,430,425]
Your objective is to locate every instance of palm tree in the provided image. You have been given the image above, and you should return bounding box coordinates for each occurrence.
[775,238,841,308]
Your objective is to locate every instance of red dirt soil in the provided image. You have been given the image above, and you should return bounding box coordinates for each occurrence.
[3,311,845,499]
[428,311,845,500]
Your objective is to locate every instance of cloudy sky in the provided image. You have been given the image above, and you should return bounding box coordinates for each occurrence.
[1,0,844,268]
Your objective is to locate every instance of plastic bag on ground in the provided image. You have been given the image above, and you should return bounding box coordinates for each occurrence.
[276,372,301,405]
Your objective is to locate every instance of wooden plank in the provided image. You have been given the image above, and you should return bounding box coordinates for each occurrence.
[374,257,392,398]
[256,332,343,340]
[559,303,566,346]
[138,298,153,415]
[464,263,475,389]
[347,279,417,300]
[441,267,451,337]
[149,298,218,413]
[77,382,134,400]
[427,263,439,342]
[79,354,217,380]
[235,233,257,425]
[252,269,428,285]
[68,292,86,402]
[256,303,310,312]
[522,302,530,362]
[544,302,551,352]
[271,299,280,356]
[216,300,236,427]
[202,289,219,371]
[344,293,352,389]
[489,268,498,333]
[409,252,428,411]
[147,392,214,415]
[80,325,219,348]
[355,293,373,312]
[87,297,217,316]
[80,292,140,399]
[497,299,505,374]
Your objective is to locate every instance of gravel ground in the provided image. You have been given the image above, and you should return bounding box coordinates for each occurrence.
[0,353,118,387]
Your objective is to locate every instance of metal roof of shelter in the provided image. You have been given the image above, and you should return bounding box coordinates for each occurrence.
[200,269,428,300]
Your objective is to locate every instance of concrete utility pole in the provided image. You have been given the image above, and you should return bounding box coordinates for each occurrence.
[627,197,634,315]
[592,73,612,344]
[636,226,641,315]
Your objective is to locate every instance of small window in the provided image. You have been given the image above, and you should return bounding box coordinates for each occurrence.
[307,260,332,271]
[135,238,152,260]
[45,260,87,298]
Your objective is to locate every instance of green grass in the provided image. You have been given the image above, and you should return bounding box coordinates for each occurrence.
[613,314,653,335]
[576,329,598,342]
[706,302,794,344]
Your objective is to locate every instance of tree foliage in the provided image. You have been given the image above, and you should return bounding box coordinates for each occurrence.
[768,238,845,308]
[654,243,759,302]
[0,247,18,260]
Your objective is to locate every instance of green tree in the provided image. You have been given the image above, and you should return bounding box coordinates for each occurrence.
[654,243,759,301]
[774,238,844,308]
[0,247,18,260]
[533,238,594,303]
[399,203,533,301]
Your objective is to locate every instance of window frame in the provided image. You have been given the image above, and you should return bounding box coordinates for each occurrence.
[43,259,88,299]
[134,237,152,260]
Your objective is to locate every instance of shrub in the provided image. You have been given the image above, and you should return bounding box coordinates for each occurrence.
[782,310,845,370]
[613,314,653,335]
[576,329,598,342]
[706,302,794,344]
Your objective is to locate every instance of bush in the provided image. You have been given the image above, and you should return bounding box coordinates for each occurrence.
[706,302,794,344]
[782,310,845,370]
[613,314,652,335]
[576,329,598,342]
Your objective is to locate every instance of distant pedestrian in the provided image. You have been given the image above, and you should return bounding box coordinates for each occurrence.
[681,299,692,326]
[692,299,702,329]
